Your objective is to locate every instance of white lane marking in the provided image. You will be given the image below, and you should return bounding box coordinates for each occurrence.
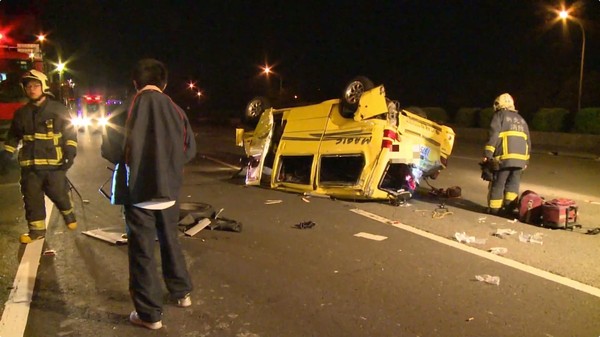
[0,197,52,337]
[350,208,600,299]
[200,155,241,170]
[354,232,388,241]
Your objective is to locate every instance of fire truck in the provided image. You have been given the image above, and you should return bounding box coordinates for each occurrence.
[0,41,44,140]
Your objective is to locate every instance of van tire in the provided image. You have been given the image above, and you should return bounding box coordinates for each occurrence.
[244,96,271,123]
[341,76,374,118]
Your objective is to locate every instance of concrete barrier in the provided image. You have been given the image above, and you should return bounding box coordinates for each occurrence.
[453,127,600,158]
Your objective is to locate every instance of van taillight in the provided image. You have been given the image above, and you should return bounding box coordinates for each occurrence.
[382,129,397,149]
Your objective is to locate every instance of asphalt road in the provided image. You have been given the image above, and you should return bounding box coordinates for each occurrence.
[1,124,599,337]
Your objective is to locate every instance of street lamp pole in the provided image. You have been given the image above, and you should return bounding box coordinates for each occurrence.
[575,19,585,114]
[559,9,585,113]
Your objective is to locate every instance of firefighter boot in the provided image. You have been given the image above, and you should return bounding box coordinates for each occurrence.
[19,229,46,244]
[63,212,77,230]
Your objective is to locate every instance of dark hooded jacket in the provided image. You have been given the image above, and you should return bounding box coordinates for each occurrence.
[116,86,196,204]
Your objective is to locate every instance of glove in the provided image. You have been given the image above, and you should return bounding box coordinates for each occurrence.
[61,151,76,170]
[479,161,494,182]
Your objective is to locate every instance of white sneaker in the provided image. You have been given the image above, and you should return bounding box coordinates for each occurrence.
[177,293,192,308]
[129,311,162,330]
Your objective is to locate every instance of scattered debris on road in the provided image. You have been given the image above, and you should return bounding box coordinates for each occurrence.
[493,228,517,238]
[354,232,388,241]
[454,232,486,244]
[42,249,56,256]
[475,274,500,285]
[82,228,128,245]
[293,221,316,229]
[265,199,282,205]
[489,247,508,255]
[518,232,544,245]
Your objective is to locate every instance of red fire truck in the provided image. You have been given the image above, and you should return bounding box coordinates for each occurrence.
[0,42,44,140]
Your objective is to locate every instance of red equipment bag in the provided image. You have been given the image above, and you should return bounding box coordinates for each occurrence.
[518,190,544,224]
[542,198,578,229]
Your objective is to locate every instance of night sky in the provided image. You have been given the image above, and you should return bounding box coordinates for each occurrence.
[1,0,599,117]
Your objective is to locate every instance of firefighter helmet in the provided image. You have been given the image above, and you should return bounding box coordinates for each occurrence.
[21,69,53,97]
[493,93,515,112]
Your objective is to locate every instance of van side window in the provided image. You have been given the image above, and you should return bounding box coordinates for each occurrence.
[277,155,312,184]
[319,154,364,186]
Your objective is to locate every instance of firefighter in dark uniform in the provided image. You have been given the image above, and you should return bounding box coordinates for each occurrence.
[0,69,78,243]
[482,93,531,215]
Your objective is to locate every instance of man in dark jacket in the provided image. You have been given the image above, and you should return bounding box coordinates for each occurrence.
[0,69,78,243]
[482,93,531,215]
[105,59,196,330]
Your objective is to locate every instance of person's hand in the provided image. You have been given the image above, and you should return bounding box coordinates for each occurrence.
[61,151,76,170]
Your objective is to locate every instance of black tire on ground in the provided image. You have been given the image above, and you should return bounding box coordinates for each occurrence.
[340,76,374,118]
[244,96,272,123]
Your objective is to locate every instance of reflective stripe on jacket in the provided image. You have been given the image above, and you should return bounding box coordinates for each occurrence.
[483,109,531,169]
[3,99,77,169]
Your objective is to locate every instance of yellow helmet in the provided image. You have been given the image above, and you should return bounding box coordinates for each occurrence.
[21,69,53,96]
[493,93,515,111]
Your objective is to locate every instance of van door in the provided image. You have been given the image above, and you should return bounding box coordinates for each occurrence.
[245,110,273,185]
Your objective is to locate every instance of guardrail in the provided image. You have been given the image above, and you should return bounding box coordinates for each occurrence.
[453,127,600,159]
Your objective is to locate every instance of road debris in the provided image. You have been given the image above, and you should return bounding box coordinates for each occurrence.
[477,216,487,223]
[584,200,600,205]
[294,221,316,229]
[488,247,508,255]
[586,227,600,235]
[42,249,56,256]
[433,204,453,219]
[466,317,474,322]
[265,199,282,205]
[493,228,517,238]
[184,218,212,236]
[519,232,544,245]
[302,197,310,203]
[475,274,500,285]
[354,232,388,241]
[83,228,128,245]
[506,218,518,223]
[454,232,486,245]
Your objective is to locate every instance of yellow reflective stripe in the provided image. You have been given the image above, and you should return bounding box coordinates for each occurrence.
[60,208,74,215]
[499,130,528,140]
[19,159,62,166]
[505,192,518,202]
[22,132,63,141]
[501,153,529,160]
[29,220,46,230]
[4,145,16,152]
[489,199,503,208]
[66,140,77,147]
[485,145,495,152]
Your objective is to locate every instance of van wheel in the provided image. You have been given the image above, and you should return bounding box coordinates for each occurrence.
[244,96,271,123]
[341,76,374,118]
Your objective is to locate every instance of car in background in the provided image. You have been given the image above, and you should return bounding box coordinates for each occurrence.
[236,76,455,205]
[71,94,108,132]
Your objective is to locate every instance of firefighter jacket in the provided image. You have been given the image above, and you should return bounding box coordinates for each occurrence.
[115,85,196,205]
[483,108,531,169]
[3,98,77,169]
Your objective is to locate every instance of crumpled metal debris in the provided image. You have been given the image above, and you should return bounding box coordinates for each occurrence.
[294,221,316,229]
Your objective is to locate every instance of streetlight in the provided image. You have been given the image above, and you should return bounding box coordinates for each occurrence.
[56,62,66,103]
[261,65,283,94]
[558,8,585,114]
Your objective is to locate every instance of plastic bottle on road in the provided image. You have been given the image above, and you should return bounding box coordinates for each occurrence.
[489,247,508,255]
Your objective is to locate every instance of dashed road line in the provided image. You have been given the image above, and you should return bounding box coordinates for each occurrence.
[350,208,600,299]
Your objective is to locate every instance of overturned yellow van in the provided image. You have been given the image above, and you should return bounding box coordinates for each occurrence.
[236,77,455,205]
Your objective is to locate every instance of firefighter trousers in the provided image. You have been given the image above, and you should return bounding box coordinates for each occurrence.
[488,167,523,212]
[20,168,75,232]
[125,203,193,323]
